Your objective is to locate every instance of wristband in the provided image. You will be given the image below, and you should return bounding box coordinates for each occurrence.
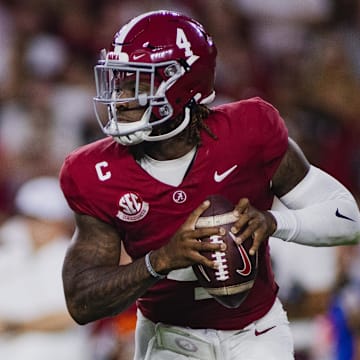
[145,251,166,279]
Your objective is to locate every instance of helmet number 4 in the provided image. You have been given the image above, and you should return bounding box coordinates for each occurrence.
[176,28,193,57]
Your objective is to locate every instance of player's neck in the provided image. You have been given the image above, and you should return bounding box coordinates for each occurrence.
[128,126,198,161]
[145,138,195,160]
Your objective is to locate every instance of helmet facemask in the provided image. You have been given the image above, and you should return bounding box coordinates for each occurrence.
[93,56,192,145]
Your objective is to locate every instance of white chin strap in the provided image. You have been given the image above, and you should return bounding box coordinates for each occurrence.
[113,129,151,146]
[109,106,152,146]
[113,107,191,145]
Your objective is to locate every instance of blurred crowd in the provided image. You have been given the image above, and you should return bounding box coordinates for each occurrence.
[0,0,360,359]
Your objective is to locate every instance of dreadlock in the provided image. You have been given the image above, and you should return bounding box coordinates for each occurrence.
[187,103,217,146]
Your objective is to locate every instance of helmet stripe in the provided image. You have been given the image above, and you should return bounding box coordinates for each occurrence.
[114,10,166,48]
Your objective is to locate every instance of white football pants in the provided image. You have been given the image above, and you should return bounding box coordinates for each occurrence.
[133,298,294,360]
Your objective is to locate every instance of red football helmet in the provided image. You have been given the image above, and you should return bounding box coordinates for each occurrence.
[93,10,217,145]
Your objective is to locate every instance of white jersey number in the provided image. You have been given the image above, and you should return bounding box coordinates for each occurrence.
[176,28,193,57]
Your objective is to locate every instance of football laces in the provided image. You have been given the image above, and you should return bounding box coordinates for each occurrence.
[210,235,229,281]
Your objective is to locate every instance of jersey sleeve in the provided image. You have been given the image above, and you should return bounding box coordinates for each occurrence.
[257,98,288,179]
[59,154,99,217]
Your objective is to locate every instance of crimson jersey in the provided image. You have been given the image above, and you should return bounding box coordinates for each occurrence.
[60,97,288,330]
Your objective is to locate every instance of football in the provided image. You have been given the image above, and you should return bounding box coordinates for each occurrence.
[193,195,258,308]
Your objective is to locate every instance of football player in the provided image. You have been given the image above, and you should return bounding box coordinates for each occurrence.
[60,10,360,360]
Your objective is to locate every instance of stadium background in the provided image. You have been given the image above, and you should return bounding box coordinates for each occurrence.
[0,0,359,359]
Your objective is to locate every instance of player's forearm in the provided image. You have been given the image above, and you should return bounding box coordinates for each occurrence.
[63,257,158,325]
[270,199,360,246]
[270,166,360,246]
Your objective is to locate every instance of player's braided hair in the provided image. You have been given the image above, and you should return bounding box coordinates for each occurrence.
[186,103,218,146]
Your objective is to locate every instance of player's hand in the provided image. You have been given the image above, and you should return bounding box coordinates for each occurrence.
[231,198,276,255]
[151,200,226,274]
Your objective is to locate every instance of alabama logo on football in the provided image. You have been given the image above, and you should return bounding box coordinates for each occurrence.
[116,192,149,222]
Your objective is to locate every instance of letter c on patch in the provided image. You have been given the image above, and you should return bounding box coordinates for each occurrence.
[95,161,111,181]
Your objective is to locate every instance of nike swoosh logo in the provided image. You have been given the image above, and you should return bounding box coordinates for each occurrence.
[133,53,145,60]
[214,165,238,183]
[230,233,252,276]
[255,325,276,336]
[335,208,355,222]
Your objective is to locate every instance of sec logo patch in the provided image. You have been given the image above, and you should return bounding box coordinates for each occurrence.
[116,192,149,222]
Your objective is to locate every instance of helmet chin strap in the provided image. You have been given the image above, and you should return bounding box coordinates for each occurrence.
[113,129,151,146]
[111,107,152,145]
[113,106,191,145]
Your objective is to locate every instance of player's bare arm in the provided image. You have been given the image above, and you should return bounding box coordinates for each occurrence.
[62,213,157,324]
[231,138,310,253]
[270,137,310,197]
[62,202,226,324]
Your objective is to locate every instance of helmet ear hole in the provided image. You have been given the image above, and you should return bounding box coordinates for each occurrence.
[159,105,171,117]
[164,63,181,78]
